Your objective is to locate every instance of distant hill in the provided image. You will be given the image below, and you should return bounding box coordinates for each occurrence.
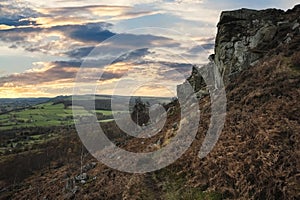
[0,98,51,114]
[0,95,173,131]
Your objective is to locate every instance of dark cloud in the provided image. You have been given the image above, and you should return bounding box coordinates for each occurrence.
[0,22,114,53]
[112,48,151,64]
[0,1,179,57]
[0,0,40,27]
[0,17,37,27]
[188,43,215,54]
[101,71,125,80]
[0,57,194,87]
[66,34,179,57]
[154,61,193,78]
[0,66,76,86]
[0,59,130,86]
[66,46,94,58]
[202,43,215,50]
[148,61,194,83]
[0,26,41,43]
[77,33,181,65]
[53,60,82,68]
[71,29,115,43]
[65,33,179,61]
[51,23,115,43]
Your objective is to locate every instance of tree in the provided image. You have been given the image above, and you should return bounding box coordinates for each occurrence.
[131,97,150,126]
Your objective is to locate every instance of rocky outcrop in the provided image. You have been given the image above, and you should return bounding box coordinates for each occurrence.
[177,56,220,99]
[214,5,300,83]
[173,5,300,200]
[178,4,300,94]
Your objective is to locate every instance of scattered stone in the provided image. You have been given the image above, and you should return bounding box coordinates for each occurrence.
[82,162,97,173]
[75,173,88,182]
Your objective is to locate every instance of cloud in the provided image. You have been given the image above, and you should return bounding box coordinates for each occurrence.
[63,24,115,43]
[0,1,211,98]
[188,43,214,54]
[135,61,194,81]
[65,46,95,58]
[0,0,40,19]
[22,4,160,28]
[64,33,180,62]
[46,0,165,7]
[0,59,134,87]
[0,22,115,56]
[0,0,40,30]
[103,33,180,51]
[0,0,167,56]
[0,17,37,27]
[112,48,151,63]
[0,18,181,58]
[0,54,195,98]
[36,5,130,15]
[52,61,82,68]
[0,64,76,87]
[0,24,15,30]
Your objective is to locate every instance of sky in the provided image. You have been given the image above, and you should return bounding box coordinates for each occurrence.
[0,0,298,98]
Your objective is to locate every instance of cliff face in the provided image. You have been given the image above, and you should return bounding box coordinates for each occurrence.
[179,5,300,93]
[214,5,300,83]
[172,5,300,199]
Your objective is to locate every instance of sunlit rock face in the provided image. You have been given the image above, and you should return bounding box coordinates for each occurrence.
[177,5,300,97]
[214,5,300,83]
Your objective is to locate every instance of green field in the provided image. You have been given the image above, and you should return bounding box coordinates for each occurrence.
[0,102,117,131]
[0,103,71,130]
[0,95,171,131]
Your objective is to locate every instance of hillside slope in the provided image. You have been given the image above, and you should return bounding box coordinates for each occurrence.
[2,5,300,200]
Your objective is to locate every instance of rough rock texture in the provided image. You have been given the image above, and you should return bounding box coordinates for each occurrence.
[173,5,300,199]
[214,5,300,83]
[177,56,220,99]
[179,4,300,92]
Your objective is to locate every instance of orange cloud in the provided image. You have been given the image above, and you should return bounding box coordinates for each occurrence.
[0,56,186,98]
[0,86,50,98]
[0,24,15,30]
[104,62,133,73]
[26,5,158,28]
